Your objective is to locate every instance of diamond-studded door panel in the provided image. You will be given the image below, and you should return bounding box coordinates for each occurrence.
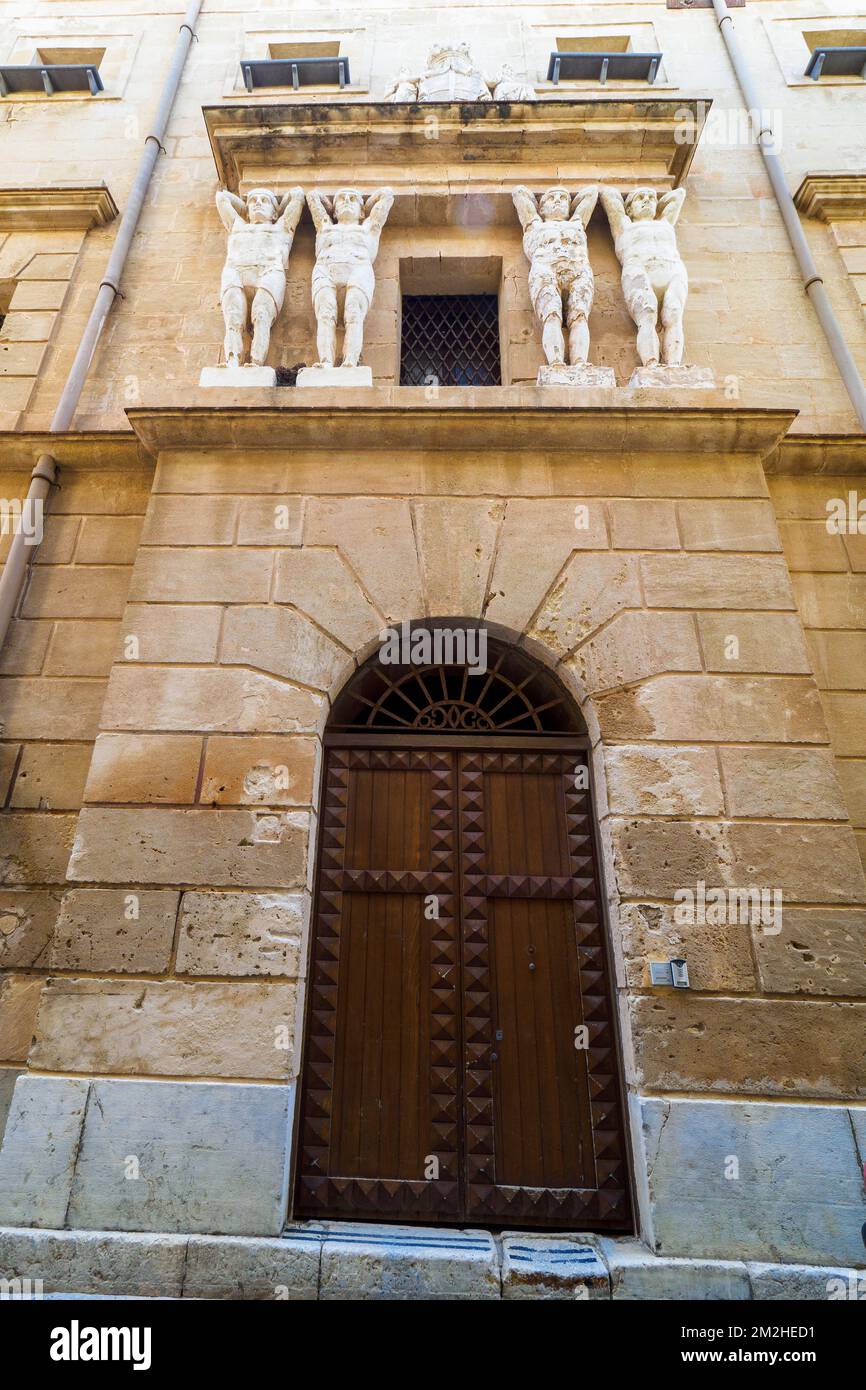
[458,750,631,1230]
[295,748,461,1222]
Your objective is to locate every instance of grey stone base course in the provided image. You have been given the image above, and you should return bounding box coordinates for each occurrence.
[0,1075,294,1237]
[1,1225,863,1300]
[639,1096,866,1268]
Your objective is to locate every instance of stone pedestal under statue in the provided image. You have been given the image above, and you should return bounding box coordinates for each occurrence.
[199,365,276,388]
[628,364,715,389]
[295,365,373,388]
[538,363,616,388]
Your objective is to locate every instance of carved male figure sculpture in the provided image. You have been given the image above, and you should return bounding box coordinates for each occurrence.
[385,67,418,102]
[305,187,395,370]
[491,63,536,101]
[215,186,304,369]
[599,186,688,368]
[513,185,602,374]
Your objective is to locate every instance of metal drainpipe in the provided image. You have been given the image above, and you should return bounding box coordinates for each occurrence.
[0,0,203,651]
[711,0,866,430]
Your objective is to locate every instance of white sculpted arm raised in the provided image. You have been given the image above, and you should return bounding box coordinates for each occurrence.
[512,185,540,232]
[599,187,629,240]
[570,186,599,228]
[306,189,334,231]
[363,187,395,233]
[657,187,687,226]
[275,186,305,233]
[215,189,246,231]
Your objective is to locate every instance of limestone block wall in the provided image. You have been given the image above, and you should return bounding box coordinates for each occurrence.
[769,471,866,875]
[0,463,151,1136]
[2,412,864,1259]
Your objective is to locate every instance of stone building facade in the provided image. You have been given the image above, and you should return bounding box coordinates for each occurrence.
[0,0,865,1299]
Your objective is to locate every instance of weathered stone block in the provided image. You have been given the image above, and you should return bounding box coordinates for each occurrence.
[305,498,423,623]
[753,907,866,995]
[50,889,179,974]
[0,1226,187,1297]
[609,499,677,550]
[66,1079,293,1235]
[31,978,297,1079]
[183,1233,319,1299]
[677,499,780,552]
[747,1261,862,1299]
[822,692,866,756]
[21,567,131,619]
[0,813,76,886]
[75,516,144,565]
[599,1237,750,1300]
[792,574,866,629]
[719,746,848,819]
[596,676,827,743]
[641,554,793,609]
[220,606,347,693]
[414,498,504,616]
[0,974,43,1063]
[639,1097,866,1266]
[0,1066,22,1144]
[0,889,59,967]
[68,807,309,888]
[318,1223,500,1300]
[807,631,866,690]
[84,733,201,804]
[200,736,317,807]
[0,678,105,740]
[501,1233,610,1299]
[237,497,303,547]
[568,612,700,694]
[273,549,381,650]
[176,891,308,977]
[632,996,866,1099]
[43,621,119,678]
[128,550,271,604]
[697,612,811,673]
[618,901,756,992]
[528,554,641,656]
[10,743,92,809]
[604,745,723,816]
[0,1075,89,1228]
[118,604,223,664]
[140,495,237,546]
[485,498,609,631]
[101,666,324,734]
[779,520,848,572]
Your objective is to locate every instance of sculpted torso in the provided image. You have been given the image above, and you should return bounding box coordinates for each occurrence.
[315,221,383,272]
[523,218,589,272]
[614,218,682,293]
[226,221,292,273]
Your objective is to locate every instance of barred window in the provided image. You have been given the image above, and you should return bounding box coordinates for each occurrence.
[400,294,501,387]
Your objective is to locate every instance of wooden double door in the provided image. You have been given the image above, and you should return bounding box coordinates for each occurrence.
[294,741,631,1229]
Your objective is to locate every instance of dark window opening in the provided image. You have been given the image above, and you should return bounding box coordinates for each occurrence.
[400,294,501,387]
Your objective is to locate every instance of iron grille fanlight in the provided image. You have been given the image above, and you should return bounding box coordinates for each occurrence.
[330,634,585,734]
[400,294,502,387]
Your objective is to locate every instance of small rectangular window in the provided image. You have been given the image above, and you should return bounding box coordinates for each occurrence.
[400,295,501,388]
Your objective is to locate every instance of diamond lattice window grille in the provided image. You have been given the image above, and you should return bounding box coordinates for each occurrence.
[400,294,502,387]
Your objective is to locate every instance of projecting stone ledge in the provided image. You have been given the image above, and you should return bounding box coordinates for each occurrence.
[199,365,277,389]
[295,365,373,389]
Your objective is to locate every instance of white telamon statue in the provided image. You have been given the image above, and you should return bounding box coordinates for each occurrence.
[491,63,536,101]
[384,68,418,102]
[215,186,304,368]
[599,186,688,368]
[417,43,492,101]
[512,185,600,369]
[306,187,395,369]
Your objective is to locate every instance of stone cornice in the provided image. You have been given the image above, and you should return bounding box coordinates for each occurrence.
[0,185,119,230]
[765,433,866,475]
[126,397,794,458]
[793,173,866,221]
[204,98,710,206]
[0,431,145,470]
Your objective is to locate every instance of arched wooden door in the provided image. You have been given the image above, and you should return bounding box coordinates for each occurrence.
[293,633,632,1230]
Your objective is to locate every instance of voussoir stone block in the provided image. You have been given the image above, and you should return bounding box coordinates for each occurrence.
[318,1223,500,1300]
[485,498,609,632]
[273,548,381,649]
[528,553,641,656]
[0,1075,90,1228]
[30,977,297,1079]
[220,606,347,693]
[66,1079,293,1235]
[639,1097,866,1267]
[67,807,309,888]
[567,611,701,693]
[414,498,504,616]
[183,1233,320,1299]
[304,498,423,623]
[176,891,309,977]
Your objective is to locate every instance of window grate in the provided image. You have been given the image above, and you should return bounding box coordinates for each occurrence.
[400,294,501,387]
